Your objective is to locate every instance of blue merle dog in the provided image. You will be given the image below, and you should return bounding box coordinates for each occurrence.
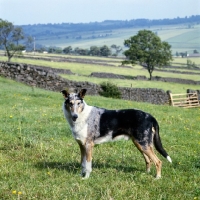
[61,89,172,179]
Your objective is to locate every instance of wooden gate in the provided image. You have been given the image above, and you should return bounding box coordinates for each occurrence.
[169,92,200,108]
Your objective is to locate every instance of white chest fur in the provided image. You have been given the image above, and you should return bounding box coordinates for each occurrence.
[63,102,92,144]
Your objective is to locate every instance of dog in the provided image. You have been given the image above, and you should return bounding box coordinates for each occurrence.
[61,89,172,179]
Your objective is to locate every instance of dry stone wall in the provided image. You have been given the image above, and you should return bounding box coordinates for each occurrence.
[0,61,99,95]
[1,61,199,105]
[91,72,200,85]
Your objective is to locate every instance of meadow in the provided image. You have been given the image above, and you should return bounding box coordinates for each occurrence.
[0,76,200,199]
[0,55,200,93]
[35,24,200,55]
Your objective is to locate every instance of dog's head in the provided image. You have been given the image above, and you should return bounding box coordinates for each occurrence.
[61,89,87,122]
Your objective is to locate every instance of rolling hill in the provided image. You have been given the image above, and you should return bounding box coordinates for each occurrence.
[21,15,200,54]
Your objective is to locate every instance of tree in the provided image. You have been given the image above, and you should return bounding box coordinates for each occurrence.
[99,45,111,57]
[111,44,122,56]
[55,47,63,54]
[89,46,100,56]
[179,52,187,58]
[63,46,72,54]
[175,51,179,57]
[48,46,57,53]
[193,49,199,54]
[74,47,80,55]
[0,19,26,61]
[122,30,173,80]
[25,36,34,51]
[73,47,89,55]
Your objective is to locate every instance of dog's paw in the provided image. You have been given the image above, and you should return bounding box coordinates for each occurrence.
[82,172,90,179]
[80,169,86,177]
[155,175,161,179]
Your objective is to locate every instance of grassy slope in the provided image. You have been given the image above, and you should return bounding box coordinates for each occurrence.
[0,56,200,93]
[0,77,200,199]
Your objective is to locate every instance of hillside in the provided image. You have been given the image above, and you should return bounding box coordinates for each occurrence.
[21,15,200,54]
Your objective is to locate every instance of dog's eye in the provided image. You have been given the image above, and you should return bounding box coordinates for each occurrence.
[69,102,73,107]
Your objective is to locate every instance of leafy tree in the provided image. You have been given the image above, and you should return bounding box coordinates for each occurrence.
[48,47,55,53]
[0,19,26,61]
[78,48,89,55]
[37,46,47,53]
[48,46,57,53]
[63,46,72,54]
[175,51,180,57]
[55,47,63,54]
[48,46,63,54]
[25,36,34,51]
[100,45,111,57]
[74,47,80,54]
[179,52,187,58]
[74,47,89,55]
[89,46,100,56]
[122,30,173,80]
[111,44,122,56]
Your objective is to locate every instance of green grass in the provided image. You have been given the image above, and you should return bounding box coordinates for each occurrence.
[34,24,200,55]
[173,57,200,65]
[61,74,200,93]
[1,55,200,94]
[0,76,200,199]
[6,51,200,65]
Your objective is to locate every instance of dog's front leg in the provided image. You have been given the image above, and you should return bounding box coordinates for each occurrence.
[83,141,94,179]
[77,142,86,176]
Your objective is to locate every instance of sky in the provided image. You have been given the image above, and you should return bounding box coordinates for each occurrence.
[0,0,199,25]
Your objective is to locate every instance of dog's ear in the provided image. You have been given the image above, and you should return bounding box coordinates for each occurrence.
[78,89,87,99]
[61,90,69,99]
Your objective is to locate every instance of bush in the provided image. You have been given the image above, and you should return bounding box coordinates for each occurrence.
[99,81,121,99]
[187,59,197,68]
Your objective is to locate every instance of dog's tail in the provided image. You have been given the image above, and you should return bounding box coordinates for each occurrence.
[153,121,172,163]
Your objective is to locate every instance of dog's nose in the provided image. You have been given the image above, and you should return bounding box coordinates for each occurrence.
[72,114,78,121]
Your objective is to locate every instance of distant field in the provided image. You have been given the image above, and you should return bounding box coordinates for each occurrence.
[1,52,200,65]
[36,24,200,55]
[1,51,200,65]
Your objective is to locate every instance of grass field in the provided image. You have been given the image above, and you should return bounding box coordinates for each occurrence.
[60,74,200,94]
[1,51,200,66]
[0,76,200,199]
[36,24,200,55]
[0,55,200,94]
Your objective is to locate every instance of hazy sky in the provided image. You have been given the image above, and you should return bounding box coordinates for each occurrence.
[0,0,199,25]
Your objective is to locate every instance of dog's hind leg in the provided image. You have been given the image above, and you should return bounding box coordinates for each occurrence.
[132,139,152,173]
[142,147,162,179]
[132,139,162,178]
[142,153,152,173]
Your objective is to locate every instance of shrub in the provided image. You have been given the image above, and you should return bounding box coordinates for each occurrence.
[99,81,121,99]
[187,59,197,68]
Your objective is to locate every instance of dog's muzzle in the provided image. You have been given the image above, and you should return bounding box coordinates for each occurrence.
[72,114,78,122]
